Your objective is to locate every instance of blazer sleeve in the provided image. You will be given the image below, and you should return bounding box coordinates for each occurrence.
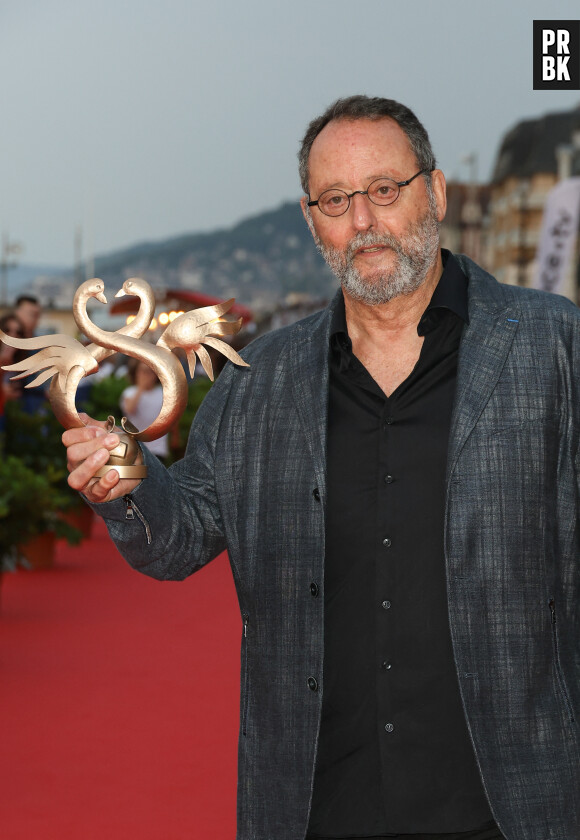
[86,362,238,580]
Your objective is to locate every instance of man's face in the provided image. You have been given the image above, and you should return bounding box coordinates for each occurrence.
[301,118,447,306]
[16,301,41,333]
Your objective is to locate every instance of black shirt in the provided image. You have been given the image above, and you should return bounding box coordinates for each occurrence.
[307,253,496,839]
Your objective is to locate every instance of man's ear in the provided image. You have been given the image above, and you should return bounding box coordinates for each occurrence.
[300,196,316,236]
[431,169,447,223]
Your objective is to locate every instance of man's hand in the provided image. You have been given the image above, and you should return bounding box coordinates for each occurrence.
[63,414,144,504]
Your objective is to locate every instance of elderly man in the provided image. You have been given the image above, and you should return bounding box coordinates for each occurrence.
[64,96,579,840]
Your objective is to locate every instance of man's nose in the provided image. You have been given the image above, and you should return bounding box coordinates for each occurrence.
[350,191,376,231]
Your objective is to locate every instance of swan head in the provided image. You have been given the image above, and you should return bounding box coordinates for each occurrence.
[115,277,152,300]
[75,278,107,306]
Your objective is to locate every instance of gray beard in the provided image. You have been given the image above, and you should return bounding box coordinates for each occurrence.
[314,210,440,306]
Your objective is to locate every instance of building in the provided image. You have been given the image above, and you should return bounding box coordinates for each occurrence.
[439,181,492,270]
[487,103,580,298]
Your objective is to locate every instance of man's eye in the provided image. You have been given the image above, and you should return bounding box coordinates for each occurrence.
[374,184,395,197]
[321,192,347,209]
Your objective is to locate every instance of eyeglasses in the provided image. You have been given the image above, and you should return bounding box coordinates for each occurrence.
[307,169,430,217]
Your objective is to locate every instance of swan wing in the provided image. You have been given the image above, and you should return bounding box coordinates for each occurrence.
[179,299,236,329]
[157,299,237,344]
[0,332,80,352]
[157,313,243,352]
[193,344,214,380]
[201,336,249,368]
[204,317,243,338]
[1,336,98,390]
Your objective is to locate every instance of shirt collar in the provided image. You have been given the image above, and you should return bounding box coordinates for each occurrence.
[417,250,469,337]
[330,249,469,349]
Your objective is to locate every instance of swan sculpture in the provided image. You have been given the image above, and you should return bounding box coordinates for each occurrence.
[0,277,156,430]
[0,278,249,475]
[156,297,249,380]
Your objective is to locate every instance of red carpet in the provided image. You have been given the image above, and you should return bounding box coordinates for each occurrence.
[0,517,240,839]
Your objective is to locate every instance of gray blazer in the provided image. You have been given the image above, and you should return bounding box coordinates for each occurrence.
[95,255,580,840]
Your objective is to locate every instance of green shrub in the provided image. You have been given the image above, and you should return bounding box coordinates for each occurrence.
[0,455,81,570]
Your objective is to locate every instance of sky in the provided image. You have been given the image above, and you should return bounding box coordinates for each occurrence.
[1,0,579,266]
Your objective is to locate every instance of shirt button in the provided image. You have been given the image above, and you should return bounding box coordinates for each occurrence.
[382,537,391,547]
[307,676,318,692]
[310,582,319,597]
[384,474,394,484]
[312,488,321,502]
[382,661,392,670]
[384,416,394,427]
[381,600,391,610]
[385,723,394,733]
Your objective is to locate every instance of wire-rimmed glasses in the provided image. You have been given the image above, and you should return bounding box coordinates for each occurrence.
[307,169,430,217]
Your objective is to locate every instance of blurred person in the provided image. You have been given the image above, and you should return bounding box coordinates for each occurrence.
[14,295,42,339]
[0,313,25,402]
[12,296,46,414]
[63,96,579,840]
[0,313,25,435]
[120,359,169,463]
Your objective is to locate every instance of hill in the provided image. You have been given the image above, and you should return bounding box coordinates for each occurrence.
[92,201,337,309]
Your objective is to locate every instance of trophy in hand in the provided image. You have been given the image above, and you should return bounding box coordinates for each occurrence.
[0,278,249,478]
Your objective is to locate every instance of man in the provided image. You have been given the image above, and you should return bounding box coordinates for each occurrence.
[64,96,579,840]
[14,294,42,339]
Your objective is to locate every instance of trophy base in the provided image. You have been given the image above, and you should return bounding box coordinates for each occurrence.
[95,430,147,479]
[94,464,148,479]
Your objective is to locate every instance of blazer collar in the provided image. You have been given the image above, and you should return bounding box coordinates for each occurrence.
[288,293,340,502]
[447,254,521,479]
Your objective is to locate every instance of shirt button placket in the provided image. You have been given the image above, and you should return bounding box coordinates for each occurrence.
[379,411,395,748]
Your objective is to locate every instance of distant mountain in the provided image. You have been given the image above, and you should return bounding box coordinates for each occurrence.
[2,202,338,312]
[91,201,337,309]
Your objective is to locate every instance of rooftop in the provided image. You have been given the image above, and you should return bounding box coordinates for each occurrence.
[492,103,580,183]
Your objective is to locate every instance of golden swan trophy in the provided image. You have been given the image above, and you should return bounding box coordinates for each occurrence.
[0,278,249,479]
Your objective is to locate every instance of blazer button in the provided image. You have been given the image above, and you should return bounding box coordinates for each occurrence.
[307,676,318,691]
[312,488,321,502]
[310,582,319,597]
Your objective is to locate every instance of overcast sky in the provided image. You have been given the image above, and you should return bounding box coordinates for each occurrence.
[1,0,579,266]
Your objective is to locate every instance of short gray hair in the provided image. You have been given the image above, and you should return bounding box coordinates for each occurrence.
[298,95,437,195]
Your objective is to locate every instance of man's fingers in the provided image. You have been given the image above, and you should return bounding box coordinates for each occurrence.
[67,444,115,492]
[84,469,121,503]
[65,433,120,470]
[62,422,113,447]
[62,419,143,503]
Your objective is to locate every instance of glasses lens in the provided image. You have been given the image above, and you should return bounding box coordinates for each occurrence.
[368,178,399,206]
[317,189,350,217]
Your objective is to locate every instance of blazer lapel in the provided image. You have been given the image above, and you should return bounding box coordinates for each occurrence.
[447,270,521,479]
[289,301,335,502]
